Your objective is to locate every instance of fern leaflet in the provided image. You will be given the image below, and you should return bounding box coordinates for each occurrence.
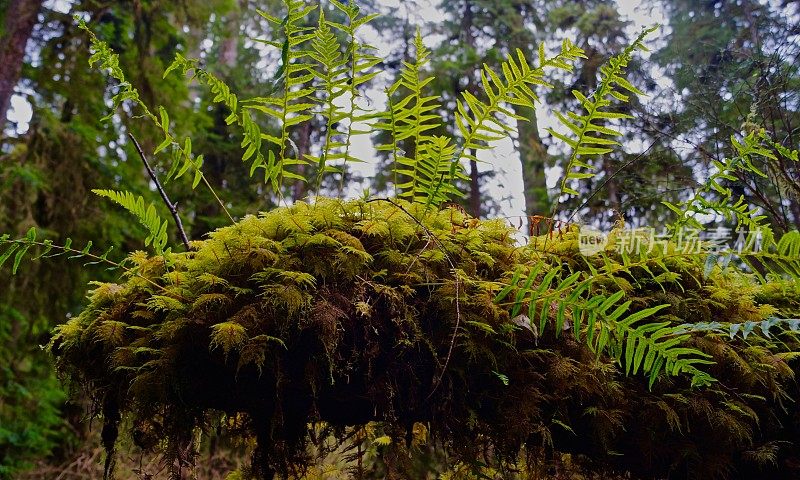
[455,39,586,167]
[92,190,170,254]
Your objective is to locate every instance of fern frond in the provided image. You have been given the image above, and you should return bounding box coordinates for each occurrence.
[245,1,319,192]
[675,316,800,340]
[164,54,268,181]
[737,230,800,282]
[79,20,232,221]
[550,27,655,199]
[307,8,347,188]
[92,189,170,254]
[413,136,462,206]
[495,263,715,388]
[305,2,381,192]
[375,30,464,206]
[663,131,778,233]
[456,39,586,167]
[0,229,164,292]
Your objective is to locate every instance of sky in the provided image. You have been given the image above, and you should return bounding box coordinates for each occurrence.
[6,0,668,222]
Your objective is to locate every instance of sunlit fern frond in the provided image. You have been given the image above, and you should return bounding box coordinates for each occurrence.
[410,135,462,206]
[375,30,462,206]
[307,1,381,192]
[245,0,319,192]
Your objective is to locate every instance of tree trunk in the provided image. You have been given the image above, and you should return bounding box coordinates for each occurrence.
[506,10,549,217]
[469,154,480,217]
[462,0,482,217]
[0,0,43,124]
[515,105,549,216]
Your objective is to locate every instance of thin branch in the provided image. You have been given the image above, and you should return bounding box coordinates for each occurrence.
[128,133,191,250]
[364,198,460,400]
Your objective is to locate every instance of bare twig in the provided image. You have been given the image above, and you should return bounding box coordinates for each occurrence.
[128,133,191,250]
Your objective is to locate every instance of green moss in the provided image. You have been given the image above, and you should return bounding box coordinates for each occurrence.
[50,199,800,479]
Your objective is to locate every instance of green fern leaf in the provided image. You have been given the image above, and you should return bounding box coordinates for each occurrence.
[551,27,655,202]
[92,189,170,254]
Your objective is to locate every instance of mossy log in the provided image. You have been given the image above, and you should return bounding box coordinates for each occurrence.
[50,199,800,479]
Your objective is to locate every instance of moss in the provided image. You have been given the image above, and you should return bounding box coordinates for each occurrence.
[50,199,800,479]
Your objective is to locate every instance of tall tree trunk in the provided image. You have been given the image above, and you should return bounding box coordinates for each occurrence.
[0,0,43,124]
[790,198,800,230]
[462,0,482,217]
[469,155,480,217]
[506,10,549,217]
[514,105,549,216]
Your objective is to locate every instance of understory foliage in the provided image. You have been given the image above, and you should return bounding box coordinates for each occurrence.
[1,0,800,479]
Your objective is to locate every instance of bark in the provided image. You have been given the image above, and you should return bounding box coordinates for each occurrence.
[515,104,549,216]
[506,10,550,217]
[462,0,482,217]
[790,198,800,230]
[0,0,43,123]
[469,155,480,217]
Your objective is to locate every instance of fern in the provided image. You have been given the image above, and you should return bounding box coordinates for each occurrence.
[550,27,655,200]
[375,32,586,207]
[663,130,778,233]
[307,8,347,189]
[736,230,800,282]
[92,190,170,255]
[674,316,800,340]
[0,230,165,291]
[245,1,318,193]
[495,263,715,388]
[374,31,467,207]
[163,54,268,181]
[657,130,800,282]
[78,20,233,222]
[455,39,586,167]
[307,1,381,192]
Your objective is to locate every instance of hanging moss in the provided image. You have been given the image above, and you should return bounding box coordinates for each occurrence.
[49,199,800,479]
